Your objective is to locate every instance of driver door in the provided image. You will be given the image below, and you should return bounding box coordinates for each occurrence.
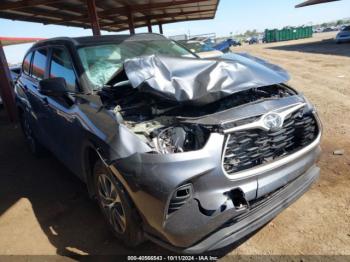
[41,46,82,173]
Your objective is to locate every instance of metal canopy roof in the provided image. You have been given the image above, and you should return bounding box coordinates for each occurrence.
[0,0,219,32]
[0,36,45,46]
[0,0,220,123]
[295,0,340,8]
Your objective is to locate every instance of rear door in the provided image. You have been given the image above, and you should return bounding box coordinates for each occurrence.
[17,48,51,147]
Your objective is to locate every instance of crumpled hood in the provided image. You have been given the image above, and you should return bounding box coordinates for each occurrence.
[114,53,290,105]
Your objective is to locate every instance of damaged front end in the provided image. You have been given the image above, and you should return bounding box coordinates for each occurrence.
[97,54,321,250]
[101,54,295,155]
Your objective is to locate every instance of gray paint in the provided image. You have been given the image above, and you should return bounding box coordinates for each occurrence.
[120,53,290,105]
[14,34,321,253]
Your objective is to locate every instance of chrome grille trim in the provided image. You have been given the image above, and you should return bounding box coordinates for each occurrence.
[221,109,321,181]
[223,103,306,134]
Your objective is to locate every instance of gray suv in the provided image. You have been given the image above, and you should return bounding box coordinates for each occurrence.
[15,33,321,254]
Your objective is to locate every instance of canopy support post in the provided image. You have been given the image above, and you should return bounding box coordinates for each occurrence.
[86,0,101,36]
[159,23,163,34]
[0,43,17,122]
[147,18,152,33]
[128,8,135,35]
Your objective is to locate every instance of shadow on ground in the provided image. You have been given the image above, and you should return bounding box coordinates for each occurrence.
[0,109,259,259]
[267,37,350,57]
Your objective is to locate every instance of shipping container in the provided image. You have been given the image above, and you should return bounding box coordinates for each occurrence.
[264,26,313,43]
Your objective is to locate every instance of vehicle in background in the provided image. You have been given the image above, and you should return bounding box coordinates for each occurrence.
[248,36,259,45]
[189,36,216,47]
[212,38,241,53]
[168,34,188,41]
[244,36,258,45]
[314,26,340,33]
[258,35,265,43]
[228,38,241,46]
[336,25,350,43]
[178,40,213,52]
[313,28,323,33]
[9,65,21,82]
[323,27,335,33]
[178,40,223,58]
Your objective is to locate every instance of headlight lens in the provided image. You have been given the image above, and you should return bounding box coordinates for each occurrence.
[154,125,210,154]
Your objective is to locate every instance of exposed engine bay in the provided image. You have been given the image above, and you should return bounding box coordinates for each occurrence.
[95,54,298,154]
[99,81,296,154]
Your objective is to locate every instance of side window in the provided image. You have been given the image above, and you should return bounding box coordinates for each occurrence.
[31,49,48,80]
[50,47,77,92]
[22,52,33,75]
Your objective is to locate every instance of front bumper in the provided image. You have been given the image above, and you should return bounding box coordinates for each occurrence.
[147,164,320,254]
[111,127,321,250]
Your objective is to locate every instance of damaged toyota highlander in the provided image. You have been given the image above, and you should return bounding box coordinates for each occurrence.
[15,33,321,253]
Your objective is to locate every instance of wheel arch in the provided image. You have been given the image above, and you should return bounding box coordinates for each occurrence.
[82,140,125,198]
[81,140,147,238]
[82,142,100,198]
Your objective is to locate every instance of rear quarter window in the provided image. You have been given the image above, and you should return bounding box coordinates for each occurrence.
[22,52,33,75]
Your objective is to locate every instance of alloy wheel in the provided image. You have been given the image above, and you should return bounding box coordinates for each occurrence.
[97,173,126,234]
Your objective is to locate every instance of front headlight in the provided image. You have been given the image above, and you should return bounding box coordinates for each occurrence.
[153,125,210,154]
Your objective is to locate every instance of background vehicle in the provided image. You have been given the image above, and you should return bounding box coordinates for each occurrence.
[15,33,321,254]
[9,65,21,82]
[248,36,259,45]
[336,25,350,43]
[188,36,215,46]
[323,27,335,32]
[212,38,241,53]
[313,27,324,33]
[178,40,223,58]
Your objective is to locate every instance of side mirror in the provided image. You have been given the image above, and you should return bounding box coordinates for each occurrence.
[39,77,68,97]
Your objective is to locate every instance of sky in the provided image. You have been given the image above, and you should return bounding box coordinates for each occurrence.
[1,0,350,64]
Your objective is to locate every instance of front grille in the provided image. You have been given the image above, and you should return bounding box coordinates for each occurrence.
[223,109,318,175]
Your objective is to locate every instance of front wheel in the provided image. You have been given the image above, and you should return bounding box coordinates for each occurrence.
[93,160,144,246]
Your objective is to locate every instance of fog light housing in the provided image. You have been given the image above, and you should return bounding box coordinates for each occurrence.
[167,184,193,215]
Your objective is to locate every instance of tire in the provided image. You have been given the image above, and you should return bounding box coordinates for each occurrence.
[93,159,143,247]
[19,111,46,157]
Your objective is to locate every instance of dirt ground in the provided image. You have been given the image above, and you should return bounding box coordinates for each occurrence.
[0,32,349,260]
[226,31,350,257]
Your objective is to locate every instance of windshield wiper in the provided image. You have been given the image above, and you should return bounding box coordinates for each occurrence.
[113,80,131,88]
